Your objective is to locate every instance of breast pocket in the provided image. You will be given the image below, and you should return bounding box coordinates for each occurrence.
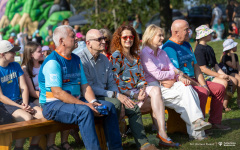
[102,70,108,84]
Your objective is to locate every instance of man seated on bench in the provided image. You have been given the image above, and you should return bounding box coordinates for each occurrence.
[38,25,122,150]
[0,40,43,150]
[77,29,158,150]
[162,20,231,133]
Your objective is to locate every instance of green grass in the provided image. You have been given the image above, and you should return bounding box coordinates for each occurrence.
[20,40,240,150]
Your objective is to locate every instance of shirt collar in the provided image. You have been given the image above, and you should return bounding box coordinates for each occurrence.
[145,46,162,56]
[169,37,183,45]
[83,48,101,62]
[55,50,72,60]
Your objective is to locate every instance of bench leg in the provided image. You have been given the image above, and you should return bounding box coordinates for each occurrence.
[95,120,107,150]
[0,133,12,150]
[29,135,47,150]
[38,135,47,150]
[166,108,187,134]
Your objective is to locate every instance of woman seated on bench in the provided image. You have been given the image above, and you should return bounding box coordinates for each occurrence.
[0,40,43,150]
[140,24,212,140]
[21,42,74,150]
[110,25,179,147]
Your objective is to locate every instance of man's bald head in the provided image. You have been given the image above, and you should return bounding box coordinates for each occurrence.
[171,19,190,43]
[171,19,188,33]
[86,29,105,53]
[86,29,101,41]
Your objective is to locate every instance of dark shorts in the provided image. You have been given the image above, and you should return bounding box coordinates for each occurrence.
[3,99,36,114]
[29,96,37,103]
[0,105,14,125]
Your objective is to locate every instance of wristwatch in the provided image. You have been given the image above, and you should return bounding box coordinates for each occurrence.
[130,91,134,99]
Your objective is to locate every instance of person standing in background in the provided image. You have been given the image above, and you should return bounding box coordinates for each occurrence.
[232,1,240,34]
[210,3,222,28]
[8,33,16,44]
[226,0,235,23]
[133,14,143,40]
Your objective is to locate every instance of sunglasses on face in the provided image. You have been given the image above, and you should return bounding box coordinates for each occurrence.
[121,35,134,41]
[89,36,107,42]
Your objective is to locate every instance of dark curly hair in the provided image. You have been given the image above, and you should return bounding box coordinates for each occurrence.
[110,25,140,58]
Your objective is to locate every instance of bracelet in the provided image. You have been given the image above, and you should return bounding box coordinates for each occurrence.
[90,99,98,103]
[202,85,208,88]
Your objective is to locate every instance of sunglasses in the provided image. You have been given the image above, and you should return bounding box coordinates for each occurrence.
[89,36,107,42]
[121,35,134,41]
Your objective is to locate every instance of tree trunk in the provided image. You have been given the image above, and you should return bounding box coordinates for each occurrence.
[95,0,99,27]
[159,0,172,39]
[111,0,117,30]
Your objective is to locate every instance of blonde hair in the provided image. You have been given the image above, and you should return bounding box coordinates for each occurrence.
[142,24,164,48]
[99,28,112,41]
[99,28,112,53]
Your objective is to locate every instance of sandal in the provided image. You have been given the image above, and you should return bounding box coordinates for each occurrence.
[61,142,74,150]
[156,133,180,147]
[193,119,212,131]
[46,144,60,150]
[189,135,209,141]
[223,107,231,112]
[29,145,42,150]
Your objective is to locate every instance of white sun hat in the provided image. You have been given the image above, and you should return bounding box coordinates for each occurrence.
[223,39,238,52]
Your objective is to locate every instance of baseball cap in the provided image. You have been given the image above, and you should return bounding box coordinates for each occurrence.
[10,32,16,37]
[76,32,83,38]
[42,46,50,51]
[0,40,21,53]
[223,39,238,52]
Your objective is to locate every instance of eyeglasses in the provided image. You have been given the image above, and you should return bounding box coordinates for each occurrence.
[121,35,134,41]
[89,36,107,42]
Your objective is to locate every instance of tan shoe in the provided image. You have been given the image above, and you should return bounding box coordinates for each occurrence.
[140,144,159,150]
[193,119,212,131]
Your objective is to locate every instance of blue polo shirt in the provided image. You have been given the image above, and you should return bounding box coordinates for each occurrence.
[38,50,88,104]
[162,39,197,77]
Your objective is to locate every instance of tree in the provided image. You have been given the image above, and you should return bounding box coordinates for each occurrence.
[159,0,172,38]
[71,0,160,32]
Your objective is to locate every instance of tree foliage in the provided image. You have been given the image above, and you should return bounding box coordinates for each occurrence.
[184,0,228,5]
[71,0,160,32]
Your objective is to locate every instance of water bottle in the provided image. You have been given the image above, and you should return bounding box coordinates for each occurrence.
[95,105,108,115]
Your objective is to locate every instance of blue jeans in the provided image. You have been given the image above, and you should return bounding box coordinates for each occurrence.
[42,100,122,150]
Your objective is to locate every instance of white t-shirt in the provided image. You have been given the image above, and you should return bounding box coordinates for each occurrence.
[212,7,222,26]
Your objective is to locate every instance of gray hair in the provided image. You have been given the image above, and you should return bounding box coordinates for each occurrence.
[53,25,74,46]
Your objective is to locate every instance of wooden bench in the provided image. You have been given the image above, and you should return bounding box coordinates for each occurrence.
[166,96,212,134]
[0,118,107,150]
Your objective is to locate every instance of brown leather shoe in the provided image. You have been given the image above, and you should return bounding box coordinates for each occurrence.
[211,124,231,131]
[140,144,159,150]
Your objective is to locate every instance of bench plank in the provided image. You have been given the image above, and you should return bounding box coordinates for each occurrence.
[0,118,107,150]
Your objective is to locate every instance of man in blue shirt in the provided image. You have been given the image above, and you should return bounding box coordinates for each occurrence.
[39,25,122,150]
[163,20,230,134]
